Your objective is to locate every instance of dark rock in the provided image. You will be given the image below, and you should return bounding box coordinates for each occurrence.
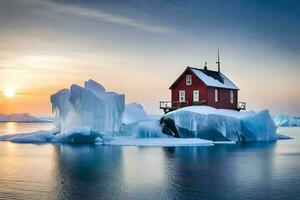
[160,117,180,138]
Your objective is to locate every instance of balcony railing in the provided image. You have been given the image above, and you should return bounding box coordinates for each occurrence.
[238,102,246,110]
[159,101,206,113]
[159,101,189,109]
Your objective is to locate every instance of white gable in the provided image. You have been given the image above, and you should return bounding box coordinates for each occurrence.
[191,68,239,90]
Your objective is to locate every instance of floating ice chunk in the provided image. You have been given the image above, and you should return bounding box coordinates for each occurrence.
[106,137,213,147]
[277,134,293,140]
[123,103,149,124]
[0,129,58,143]
[273,114,300,127]
[163,106,278,142]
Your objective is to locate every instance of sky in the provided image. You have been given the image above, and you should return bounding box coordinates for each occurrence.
[0,0,299,116]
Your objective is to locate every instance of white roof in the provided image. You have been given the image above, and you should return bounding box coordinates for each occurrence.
[191,68,239,90]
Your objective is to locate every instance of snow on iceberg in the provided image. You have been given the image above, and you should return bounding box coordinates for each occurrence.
[162,106,277,142]
[122,103,149,124]
[51,79,125,134]
[273,114,300,127]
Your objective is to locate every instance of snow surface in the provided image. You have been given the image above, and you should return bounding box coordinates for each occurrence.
[51,79,125,134]
[165,106,277,142]
[122,103,149,124]
[0,113,52,122]
[273,115,300,127]
[191,68,238,89]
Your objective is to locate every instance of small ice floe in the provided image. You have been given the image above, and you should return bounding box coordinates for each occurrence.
[106,137,213,147]
[277,134,293,140]
[273,114,300,127]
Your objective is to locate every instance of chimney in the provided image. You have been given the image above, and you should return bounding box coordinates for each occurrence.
[204,62,208,71]
[216,47,220,73]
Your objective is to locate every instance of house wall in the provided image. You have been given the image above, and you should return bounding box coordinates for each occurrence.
[171,70,207,105]
[206,87,238,110]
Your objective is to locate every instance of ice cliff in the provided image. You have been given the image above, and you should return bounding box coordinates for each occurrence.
[51,79,125,134]
[273,114,300,127]
[162,106,278,142]
[122,103,149,124]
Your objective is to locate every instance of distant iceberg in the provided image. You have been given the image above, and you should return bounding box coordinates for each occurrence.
[162,106,278,142]
[0,113,52,123]
[273,114,300,127]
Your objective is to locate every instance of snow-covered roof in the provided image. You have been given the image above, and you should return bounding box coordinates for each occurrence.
[191,67,239,90]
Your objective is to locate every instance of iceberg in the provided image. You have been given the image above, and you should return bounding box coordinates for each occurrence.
[51,79,125,134]
[119,120,167,138]
[0,113,52,122]
[273,114,300,127]
[162,106,278,142]
[122,103,149,124]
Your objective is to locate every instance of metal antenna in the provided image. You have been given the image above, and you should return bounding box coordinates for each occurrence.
[216,47,220,73]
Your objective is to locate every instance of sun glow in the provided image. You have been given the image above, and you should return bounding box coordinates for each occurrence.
[4,89,15,98]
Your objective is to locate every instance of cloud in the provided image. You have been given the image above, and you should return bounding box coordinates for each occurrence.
[22,0,174,33]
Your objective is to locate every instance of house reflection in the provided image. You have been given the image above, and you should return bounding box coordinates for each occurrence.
[161,143,277,199]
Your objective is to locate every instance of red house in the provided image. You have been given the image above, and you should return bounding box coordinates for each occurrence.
[160,64,246,113]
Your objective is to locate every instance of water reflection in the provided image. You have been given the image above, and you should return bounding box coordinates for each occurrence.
[53,145,125,200]
[0,122,53,135]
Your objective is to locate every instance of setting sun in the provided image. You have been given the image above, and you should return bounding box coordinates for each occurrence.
[4,89,15,98]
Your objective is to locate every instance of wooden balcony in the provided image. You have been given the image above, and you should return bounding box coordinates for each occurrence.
[160,101,246,113]
[159,101,206,114]
[237,102,246,111]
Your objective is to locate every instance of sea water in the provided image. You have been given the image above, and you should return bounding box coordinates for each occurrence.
[0,123,299,200]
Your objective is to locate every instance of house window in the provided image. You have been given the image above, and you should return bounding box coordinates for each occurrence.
[179,90,185,102]
[193,90,199,102]
[186,75,192,85]
[214,89,219,102]
[230,90,234,104]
